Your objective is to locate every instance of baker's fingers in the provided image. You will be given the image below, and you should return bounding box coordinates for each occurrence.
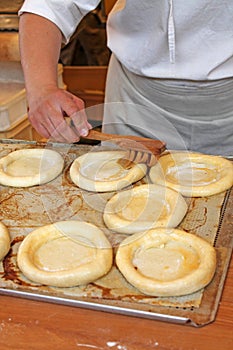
[27,88,92,142]
[29,108,80,143]
[69,110,92,137]
[59,92,91,137]
[31,118,51,140]
[48,113,82,143]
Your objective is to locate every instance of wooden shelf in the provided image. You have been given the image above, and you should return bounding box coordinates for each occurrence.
[63,66,108,121]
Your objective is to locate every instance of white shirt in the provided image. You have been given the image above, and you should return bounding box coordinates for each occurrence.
[19,0,233,80]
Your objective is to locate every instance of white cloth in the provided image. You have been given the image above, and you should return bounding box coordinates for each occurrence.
[19,0,233,80]
[103,55,233,156]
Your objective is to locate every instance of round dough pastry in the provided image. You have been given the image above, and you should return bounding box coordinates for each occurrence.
[103,184,187,234]
[17,221,113,287]
[70,150,147,192]
[0,148,64,187]
[149,151,233,197]
[0,222,11,261]
[116,228,216,297]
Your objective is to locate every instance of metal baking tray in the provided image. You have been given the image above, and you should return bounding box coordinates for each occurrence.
[0,139,232,327]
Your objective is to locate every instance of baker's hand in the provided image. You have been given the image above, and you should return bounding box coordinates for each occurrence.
[27,86,92,143]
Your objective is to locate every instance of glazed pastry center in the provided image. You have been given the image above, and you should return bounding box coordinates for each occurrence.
[114,193,168,221]
[5,156,47,177]
[166,162,220,186]
[133,241,200,281]
[33,237,95,271]
[81,160,127,181]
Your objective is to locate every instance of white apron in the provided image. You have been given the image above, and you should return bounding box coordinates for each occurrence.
[103,55,233,156]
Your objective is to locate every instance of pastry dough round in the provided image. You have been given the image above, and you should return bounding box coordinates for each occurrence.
[70,150,147,192]
[103,184,187,234]
[0,148,64,187]
[149,151,233,197]
[17,221,113,287]
[116,228,216,296]
[0,222,11,261]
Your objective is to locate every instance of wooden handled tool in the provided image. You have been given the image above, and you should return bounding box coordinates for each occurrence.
[83,129,166,167]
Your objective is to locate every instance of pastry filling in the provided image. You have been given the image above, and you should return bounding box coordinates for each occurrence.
[133,241,200,281]
[5,156,46,177]
[115,193,169,221]
[81,159,128,182]
[165,162,220,187]
[4,153,56,177]
[33,236,95,271]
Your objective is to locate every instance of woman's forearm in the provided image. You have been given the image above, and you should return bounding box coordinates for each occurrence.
[18,12,91,142]
[19,13,63,102]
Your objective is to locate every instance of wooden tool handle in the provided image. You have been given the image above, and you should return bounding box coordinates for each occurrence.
[84,129,166,152]
[84,129,118,141]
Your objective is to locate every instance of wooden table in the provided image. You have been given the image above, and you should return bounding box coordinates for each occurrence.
[0,256,232,350]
